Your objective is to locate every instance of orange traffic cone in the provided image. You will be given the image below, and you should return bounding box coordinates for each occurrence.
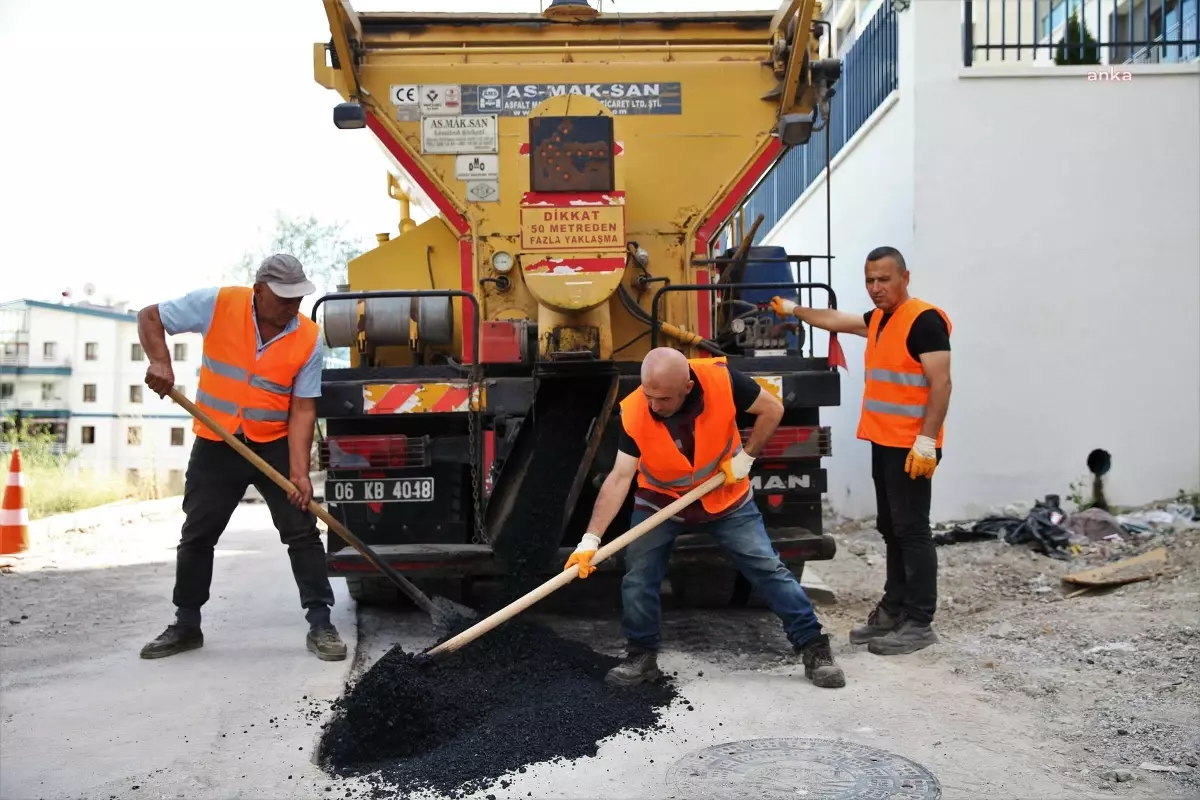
[1,447,30,555]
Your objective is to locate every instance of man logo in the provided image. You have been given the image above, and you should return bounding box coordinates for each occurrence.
[750,474,812,491]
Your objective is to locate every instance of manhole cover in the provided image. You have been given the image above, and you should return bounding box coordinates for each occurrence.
[666,737,941,800]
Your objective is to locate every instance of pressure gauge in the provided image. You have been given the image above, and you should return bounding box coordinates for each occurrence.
[492,251,514,274]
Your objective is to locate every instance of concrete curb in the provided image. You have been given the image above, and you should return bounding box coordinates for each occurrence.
[28,495,185,539]
[801,566,838,605]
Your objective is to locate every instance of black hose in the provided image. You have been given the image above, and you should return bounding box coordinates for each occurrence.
[617,284,726,356]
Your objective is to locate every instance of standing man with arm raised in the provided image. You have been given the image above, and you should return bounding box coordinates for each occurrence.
[566,347,845,690]
[136,255,346,662]
[771,246,952,655]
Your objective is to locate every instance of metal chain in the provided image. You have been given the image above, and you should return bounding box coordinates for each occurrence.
[468,362,487,545]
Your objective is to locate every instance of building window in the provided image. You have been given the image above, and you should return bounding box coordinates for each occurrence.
[127,426,141,445]
[171,427,185,446]
[0,383,13,400]
[167,469,184,493]
[81,426,95,444]
[43,342,56,360]
[174,343,188,361]
[85,342,98,361]
[83,383,97,402]
[126,468,141,487]
[129,385,143,403]
[41,383,54,401]
[131,343,145,362]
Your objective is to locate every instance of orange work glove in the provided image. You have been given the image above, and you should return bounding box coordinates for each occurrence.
[769,296,798,318]
[719,450,755,485]
[904,435,938,479]
[564,532,600,579]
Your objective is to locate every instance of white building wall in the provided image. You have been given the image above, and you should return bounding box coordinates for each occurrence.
[2,302,203,493]
[764,2,1200,522]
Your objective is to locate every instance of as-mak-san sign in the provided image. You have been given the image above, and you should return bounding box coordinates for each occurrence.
[420,115,498,154]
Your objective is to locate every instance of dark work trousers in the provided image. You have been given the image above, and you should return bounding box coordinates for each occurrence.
[871,443,941,625]
[172,436,334,630]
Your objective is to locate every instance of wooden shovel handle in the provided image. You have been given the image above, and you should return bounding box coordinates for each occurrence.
[426,473,727,657]
[167,387,437,616]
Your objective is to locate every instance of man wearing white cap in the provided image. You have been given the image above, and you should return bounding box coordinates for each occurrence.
[134,255,346,662]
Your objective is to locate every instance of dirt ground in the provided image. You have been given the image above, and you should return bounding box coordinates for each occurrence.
[2,495,1198,799]
[813,498,1200,796]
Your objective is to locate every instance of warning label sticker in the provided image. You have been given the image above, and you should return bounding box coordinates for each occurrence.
[520,205,626,252]
[463,83,682,117]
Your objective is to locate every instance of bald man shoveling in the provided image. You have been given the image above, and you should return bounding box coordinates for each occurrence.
[567,348,845,689]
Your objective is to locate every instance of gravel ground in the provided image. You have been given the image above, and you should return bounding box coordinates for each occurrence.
[815,498,1200,796]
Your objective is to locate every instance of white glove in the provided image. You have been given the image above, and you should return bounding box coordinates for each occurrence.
[911,435,936,460]
[730,450,755,481]
[574,532,601,553]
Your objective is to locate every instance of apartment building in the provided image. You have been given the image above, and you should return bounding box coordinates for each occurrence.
[0,298,205,493]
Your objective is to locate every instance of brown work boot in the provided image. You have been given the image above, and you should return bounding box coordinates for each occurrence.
[140,624,204,659]
[797,634,846,688]
[307,624,347,661]
[868,619,939,656]
[605,648,661,688]
[848,605,902,645]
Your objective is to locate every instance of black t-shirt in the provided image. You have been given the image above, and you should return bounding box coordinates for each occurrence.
[616,367,762,462]
[863,309,951,361]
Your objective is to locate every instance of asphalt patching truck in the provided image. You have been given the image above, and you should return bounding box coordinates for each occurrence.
[310,0,846,609]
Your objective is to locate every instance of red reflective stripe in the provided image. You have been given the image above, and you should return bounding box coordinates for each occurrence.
[432,386,472,412]
[692,138,785,343]
[460,238,476,363]
[365,112,468,236]
[370,384,420,414]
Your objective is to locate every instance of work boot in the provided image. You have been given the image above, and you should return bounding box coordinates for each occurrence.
[797,634,846,688]
[848,605,902,645]
[605,648,661,688]
[307,624,347,661]
[867,619,939,656]
[140,624,204,659]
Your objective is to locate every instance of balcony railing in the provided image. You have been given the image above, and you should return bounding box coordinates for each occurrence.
[731,1,898,242]
[0,354,73,369]
[964,0,1199,66]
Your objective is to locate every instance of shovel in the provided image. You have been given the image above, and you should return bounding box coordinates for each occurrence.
[167,387,477,632]
[423,473,726,660]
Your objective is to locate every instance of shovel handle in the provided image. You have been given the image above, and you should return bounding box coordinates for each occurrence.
[426,473,727,657]
[166,387,437,616]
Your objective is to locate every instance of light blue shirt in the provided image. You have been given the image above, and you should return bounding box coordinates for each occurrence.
[158,287,323,399]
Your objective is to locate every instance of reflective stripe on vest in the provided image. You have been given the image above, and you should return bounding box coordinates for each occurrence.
[619,356,751,517]
[193,286,318,443]
[855,298,951,448]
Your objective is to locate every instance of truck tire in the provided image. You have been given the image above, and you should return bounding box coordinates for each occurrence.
[668,565,739,608]
[345,576,399,606]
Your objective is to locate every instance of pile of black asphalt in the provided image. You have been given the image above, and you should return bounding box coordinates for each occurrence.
[318,615,681,799]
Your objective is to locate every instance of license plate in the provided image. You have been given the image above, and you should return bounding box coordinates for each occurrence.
[327,478,435,503]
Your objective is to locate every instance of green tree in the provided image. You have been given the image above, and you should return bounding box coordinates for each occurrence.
[1055,10,1101,65]
[227,211,368,296]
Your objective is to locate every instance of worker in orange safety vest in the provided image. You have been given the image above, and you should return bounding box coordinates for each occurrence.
[771,246,952,656]
[566,348,845,690]
[134,255,346,663]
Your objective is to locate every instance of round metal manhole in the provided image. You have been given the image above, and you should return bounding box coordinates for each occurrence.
[665,737,941,800]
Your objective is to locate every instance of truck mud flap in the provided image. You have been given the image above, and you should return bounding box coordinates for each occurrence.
[483,371,619,578]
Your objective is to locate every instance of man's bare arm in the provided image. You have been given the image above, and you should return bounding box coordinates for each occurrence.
[917,350,951,440]
[794,307,869,337]
[137,305,176,397]
[288,397,318,478]
[741,387,784,457]
[585,450,639,538]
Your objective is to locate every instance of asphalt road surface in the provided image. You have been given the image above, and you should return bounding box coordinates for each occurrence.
[1,503,1193,799]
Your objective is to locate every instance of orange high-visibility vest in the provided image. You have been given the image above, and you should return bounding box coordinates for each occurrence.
[856,297,951,448]
[193,286,319,443]
[620,356,750,516]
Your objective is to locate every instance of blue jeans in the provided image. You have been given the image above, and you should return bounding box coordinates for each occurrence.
[621,500,824,651]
